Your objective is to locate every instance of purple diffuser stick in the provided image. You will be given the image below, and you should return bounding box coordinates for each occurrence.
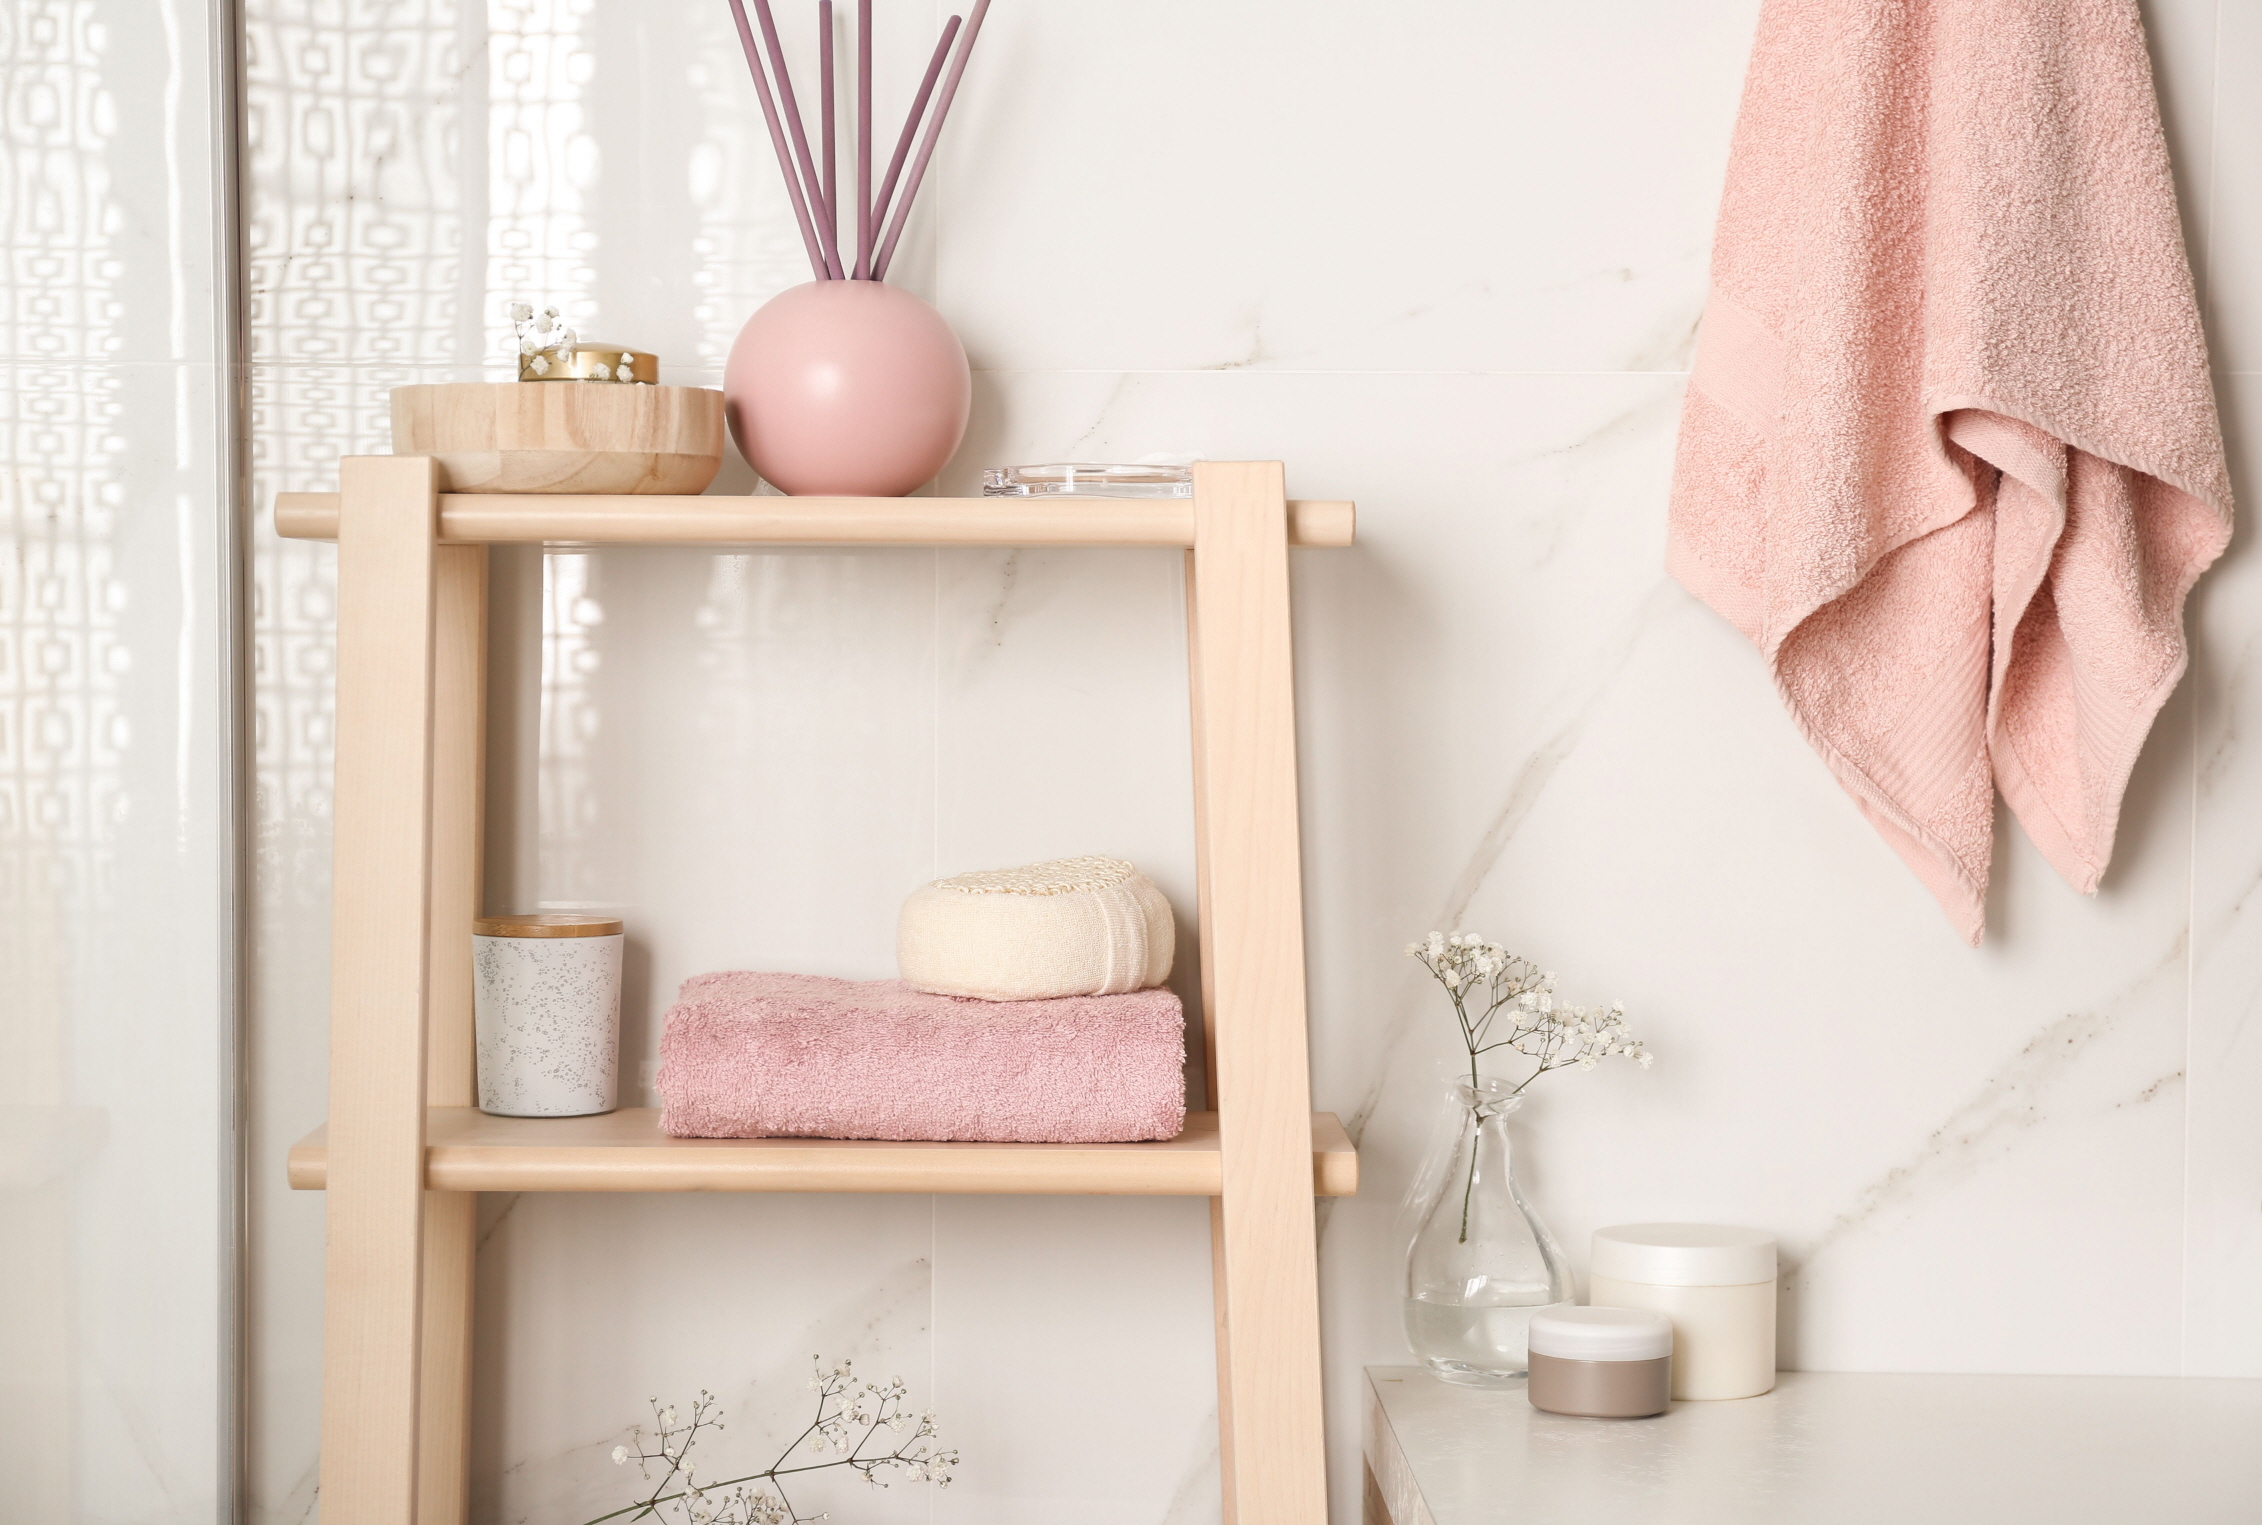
[750,0,844,278]
[725,0,827,280]
[819,0,836,239]
[873,0,989,280]
[855,0,873,279]
[869,14,959,247]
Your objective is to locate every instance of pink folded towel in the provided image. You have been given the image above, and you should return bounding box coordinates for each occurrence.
[657,971,1186,1142]
[1670,0,2232,942]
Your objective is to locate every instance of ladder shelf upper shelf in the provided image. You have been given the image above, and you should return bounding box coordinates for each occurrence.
[274,489,1357,549]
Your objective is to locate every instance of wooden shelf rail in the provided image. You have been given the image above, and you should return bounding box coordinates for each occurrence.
[274,491,1356,548]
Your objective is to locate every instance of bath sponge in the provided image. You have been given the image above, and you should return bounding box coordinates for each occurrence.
[897,855,1175,1001]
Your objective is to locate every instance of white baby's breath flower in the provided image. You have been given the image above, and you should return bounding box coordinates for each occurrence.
[611,1445,628,1465]
[1410,930,1650,1089]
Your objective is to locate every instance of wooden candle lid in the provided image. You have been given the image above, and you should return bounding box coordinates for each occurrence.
[391,382,724,495]
[472,913,625,939]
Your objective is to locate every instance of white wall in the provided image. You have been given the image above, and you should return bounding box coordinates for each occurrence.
[0,0,239,1518]
[242,2,2262,1522]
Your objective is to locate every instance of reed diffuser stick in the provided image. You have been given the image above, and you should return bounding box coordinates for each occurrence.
[751,0,844,278]
[855,0,873,278]
[725,0,827,279]
[818,0,836,240]
[869,14,959,246]
[873,0,989,279]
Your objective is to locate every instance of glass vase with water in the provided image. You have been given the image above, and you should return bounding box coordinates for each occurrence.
[1402,1077,1572,1384]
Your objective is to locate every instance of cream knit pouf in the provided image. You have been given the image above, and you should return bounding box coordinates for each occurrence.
[897,856,1175,1001]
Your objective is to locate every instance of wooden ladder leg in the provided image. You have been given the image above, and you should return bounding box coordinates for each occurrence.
[321,455,444,1524]
[1189,462,1328,1524]
[418,543,489,1525]
[1185,548,1238,1521]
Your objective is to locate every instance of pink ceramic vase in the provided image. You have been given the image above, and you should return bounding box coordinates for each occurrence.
[723,281,972,497]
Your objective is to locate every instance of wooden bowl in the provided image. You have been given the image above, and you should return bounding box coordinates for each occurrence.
[391,382,725,494]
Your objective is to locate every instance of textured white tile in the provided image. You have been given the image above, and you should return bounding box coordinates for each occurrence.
[936,0,1760,374]
[241,0,476,369]
[2187,370,2262,1377]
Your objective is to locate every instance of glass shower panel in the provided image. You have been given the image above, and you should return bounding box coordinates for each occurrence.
[0,0,238,1518]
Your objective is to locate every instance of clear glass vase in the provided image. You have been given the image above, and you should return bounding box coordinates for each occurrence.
[1401,1077,1572,1384]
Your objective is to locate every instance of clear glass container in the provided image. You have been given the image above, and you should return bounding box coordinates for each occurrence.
[1402,1078,1573,1385]
[980,463,1193,499]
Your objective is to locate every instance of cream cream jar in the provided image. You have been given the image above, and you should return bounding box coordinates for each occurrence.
[1588,1223,1777,1400]
[1525,1307,1673,1418]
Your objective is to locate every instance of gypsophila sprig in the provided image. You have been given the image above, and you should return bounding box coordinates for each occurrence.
[578,1359,957,1525]
[511,301,575,376]
[1408,932,1650,1243]
[1407,931,1651,1094]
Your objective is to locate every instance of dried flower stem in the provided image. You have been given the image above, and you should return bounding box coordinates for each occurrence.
[1407,932,1651,1242]
[582,1360,956,1525]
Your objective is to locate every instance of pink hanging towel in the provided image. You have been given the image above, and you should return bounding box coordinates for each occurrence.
[1669,0,2232,942]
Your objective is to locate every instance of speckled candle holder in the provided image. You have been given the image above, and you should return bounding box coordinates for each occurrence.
[472,913,625,1118]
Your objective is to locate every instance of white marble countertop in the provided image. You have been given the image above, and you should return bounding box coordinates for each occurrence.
[1364,1366,2262,1524]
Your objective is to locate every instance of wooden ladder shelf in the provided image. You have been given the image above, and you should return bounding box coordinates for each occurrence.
[280,459,1357,1525]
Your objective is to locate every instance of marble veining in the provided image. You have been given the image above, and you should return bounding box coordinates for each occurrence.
[1343,579,1685,1148]
[1792,968,2174,1272]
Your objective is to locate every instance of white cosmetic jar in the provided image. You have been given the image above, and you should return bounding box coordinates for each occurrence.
[1587,1223,1777,1400]
[472,913,624,1118]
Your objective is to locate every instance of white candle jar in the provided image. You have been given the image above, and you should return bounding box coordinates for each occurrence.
[1588,1224,1777,1400]
[472,914,624,1118]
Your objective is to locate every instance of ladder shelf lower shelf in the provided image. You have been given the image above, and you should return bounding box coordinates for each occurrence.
[287,1107,1360,1197]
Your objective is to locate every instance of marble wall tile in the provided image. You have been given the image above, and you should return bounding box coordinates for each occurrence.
[931,1195,1220,1525]
[937,0,1762,375]
[2198,1,2261,373]
[2187,369,2262,1378]
[471,1191,939,1525]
